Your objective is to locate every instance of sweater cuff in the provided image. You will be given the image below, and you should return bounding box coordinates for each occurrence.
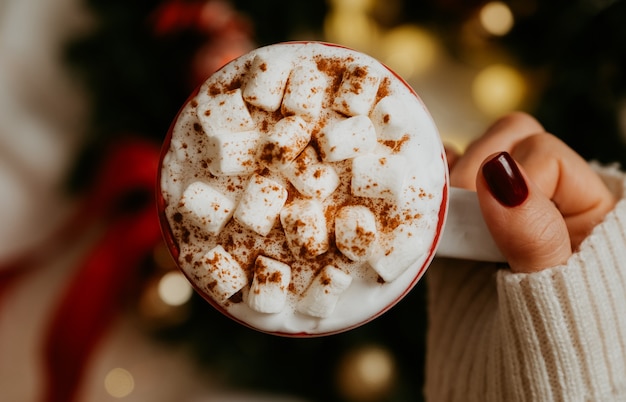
[496,168,626,400]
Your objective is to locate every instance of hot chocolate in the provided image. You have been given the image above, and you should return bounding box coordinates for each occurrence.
[158,42,447,335]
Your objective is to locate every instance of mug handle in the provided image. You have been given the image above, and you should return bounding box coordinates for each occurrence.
[436,187,506,262]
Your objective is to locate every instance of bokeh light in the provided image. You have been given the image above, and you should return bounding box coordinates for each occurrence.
[158,271,193,307]
[137,271,192,329]
[324,10,379,52]
[328,0,375,11]
[336,344,396,401]
[472,64,526,116]
[104,368,135,398]
[380,25,439,79]
[479,2,514,36]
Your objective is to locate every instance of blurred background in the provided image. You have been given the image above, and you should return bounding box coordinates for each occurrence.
[1,0,625,401]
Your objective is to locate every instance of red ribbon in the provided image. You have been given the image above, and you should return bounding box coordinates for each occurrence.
[41,139,163,402]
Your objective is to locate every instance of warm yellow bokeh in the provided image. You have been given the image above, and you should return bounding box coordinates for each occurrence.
[323,9,380,52]
[158,271,193,307]
[480,1,515,36]
[104,368,135,398]
[337,345,397,401]
[472,64,526,116]
[380,25,439,79]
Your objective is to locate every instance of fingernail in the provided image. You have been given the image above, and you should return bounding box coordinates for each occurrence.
[482,152,529,207]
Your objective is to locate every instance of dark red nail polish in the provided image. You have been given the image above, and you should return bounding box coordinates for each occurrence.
[482,152,529,207]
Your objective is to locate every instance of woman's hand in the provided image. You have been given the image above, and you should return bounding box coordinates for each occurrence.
[448,112,616,273]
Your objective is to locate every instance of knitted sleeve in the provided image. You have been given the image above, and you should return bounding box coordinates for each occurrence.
[424,166,626,402]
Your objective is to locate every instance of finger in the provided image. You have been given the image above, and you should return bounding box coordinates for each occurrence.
[450,112,544,190]
[510,133,616,248]
[477,152,571,273]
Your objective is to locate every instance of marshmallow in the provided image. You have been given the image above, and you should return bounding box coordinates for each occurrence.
[207,130,261,176]
[332,63,380,116]
[371,96,416,141]
[247,256,292,314]
[368,224,428,282]
[180,181,235,235]
[260,116,311,170]
[234,174,288,236]
[351,154,409,200]
[281,65,326,119]
[199,245,248,302]
[243,53,292,112]
[317,115,377,162]
[335,205,378,261]
[196,88,255,135]
[283,146,340,199]
[280,199,329,258]
[297,265,352,318]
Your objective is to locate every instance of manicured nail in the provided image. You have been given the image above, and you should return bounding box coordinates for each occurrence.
[482,152,529,207]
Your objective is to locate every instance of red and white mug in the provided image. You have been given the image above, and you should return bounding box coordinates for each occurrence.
[157,42,503,337]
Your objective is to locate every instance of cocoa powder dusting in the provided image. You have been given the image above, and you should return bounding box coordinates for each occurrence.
[375,77,391,102]
[315,56,346,96]
[381,134,410,153]
[181,228,190,243]
[208,84,221,96]
[225,77,243,92]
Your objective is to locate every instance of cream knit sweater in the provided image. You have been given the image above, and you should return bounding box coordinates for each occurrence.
[425,166,626,402]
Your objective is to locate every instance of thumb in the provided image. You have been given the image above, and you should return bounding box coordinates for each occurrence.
[476,152,572,273]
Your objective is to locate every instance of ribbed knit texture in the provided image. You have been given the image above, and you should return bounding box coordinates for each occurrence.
[424,166,626,402]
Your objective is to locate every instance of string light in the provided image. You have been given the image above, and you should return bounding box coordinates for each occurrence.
[479,2,514,36]
[104,368,135,398]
